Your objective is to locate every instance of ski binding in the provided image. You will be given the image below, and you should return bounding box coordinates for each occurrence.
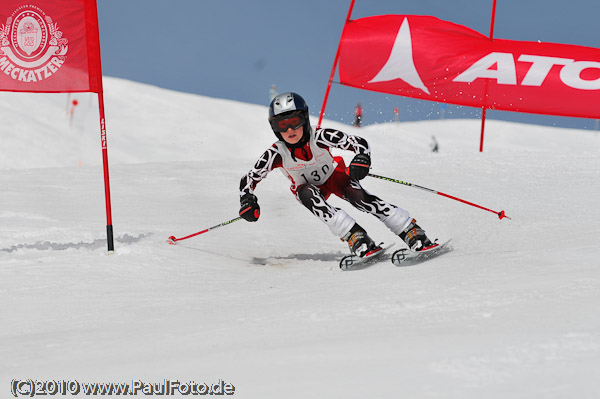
[391,240,452,267]
[339,243,394,271]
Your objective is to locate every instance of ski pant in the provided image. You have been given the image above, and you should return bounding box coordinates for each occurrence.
[294,168,412,239]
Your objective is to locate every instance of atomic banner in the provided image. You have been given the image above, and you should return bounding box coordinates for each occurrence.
[338,15,600,119]
[0,0,102,93]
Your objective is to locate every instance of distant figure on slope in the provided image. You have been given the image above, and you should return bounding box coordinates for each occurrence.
[238,92,435,257]
[430,135,439,153]
[269,84,279,102]
[353,102,362,127]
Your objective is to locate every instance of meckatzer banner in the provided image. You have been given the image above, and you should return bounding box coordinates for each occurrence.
[0,0,102,93]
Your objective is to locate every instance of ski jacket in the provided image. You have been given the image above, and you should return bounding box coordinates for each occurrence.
[240,128,370,197]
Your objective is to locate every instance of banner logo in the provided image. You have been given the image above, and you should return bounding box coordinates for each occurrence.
[0,4,68,83]
[454,53,600,90]
[368,18,430,94]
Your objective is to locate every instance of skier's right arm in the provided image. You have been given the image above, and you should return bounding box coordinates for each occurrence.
[239,147,281,222]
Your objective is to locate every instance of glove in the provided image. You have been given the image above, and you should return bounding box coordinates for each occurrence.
[348,153,371,180]
[239,193,260,222]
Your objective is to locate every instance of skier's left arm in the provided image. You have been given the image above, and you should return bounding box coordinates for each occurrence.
[316,128,371,180]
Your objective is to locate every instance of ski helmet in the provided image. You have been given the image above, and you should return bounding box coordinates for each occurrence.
[268,92,311,147]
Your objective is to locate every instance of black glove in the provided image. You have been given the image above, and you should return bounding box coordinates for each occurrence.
[239,193,260,222]
[348,153,371,180]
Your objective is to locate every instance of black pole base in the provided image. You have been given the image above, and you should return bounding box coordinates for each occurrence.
[106,224,115,253]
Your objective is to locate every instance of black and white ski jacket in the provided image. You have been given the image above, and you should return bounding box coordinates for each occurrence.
[239,128,370,197]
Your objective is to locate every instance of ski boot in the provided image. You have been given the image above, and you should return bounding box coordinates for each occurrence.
[399,219,434,251]
[343,223,378,257]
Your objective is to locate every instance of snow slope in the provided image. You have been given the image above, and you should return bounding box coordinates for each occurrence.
[2,77,600,398]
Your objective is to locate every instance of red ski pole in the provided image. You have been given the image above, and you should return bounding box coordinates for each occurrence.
[368,173,511,220]
[167,216,243,245]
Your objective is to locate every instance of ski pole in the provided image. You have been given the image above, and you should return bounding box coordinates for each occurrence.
[368,173,511,220]
[167,216,243,245]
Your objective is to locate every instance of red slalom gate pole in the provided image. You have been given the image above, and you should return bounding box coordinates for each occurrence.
[368,173,511,220]
[480,0,497,152]
[317,0,356,129]
[167,217,243,245]
[97,92,115,252]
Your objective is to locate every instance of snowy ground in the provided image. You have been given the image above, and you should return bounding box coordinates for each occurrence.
[2,78,600,398]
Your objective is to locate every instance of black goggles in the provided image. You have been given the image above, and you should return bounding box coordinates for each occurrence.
[270,114,305,133]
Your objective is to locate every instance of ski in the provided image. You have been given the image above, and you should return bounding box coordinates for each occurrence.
[391,240,452,267]
[339,243,394,271]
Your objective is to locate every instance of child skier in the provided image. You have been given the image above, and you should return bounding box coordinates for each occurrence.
[239,92,434,257]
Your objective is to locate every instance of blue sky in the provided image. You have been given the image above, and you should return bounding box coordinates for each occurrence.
[97,0,600,130]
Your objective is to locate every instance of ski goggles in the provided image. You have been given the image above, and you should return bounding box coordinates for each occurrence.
[270,114,305,133]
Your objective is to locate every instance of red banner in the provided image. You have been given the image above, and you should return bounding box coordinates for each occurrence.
[0,0,102,93]
[339,15,600,119]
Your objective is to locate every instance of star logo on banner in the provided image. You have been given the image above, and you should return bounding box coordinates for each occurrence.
[368,18,430,94]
